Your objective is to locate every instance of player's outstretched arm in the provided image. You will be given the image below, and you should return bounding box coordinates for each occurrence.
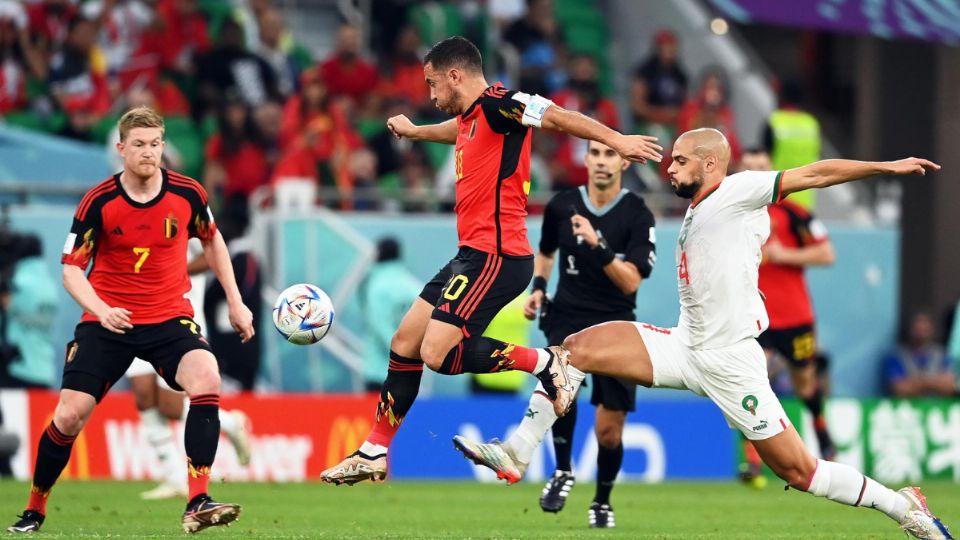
[201,230,255,343]
[386,115,458,144]
[63,264,132,334]
[780,158,940,196]
[540,106,662,163]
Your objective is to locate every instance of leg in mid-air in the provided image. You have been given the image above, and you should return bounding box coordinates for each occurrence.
[173,348,241,533]
[454,321,641,483]
[324,251,571,486]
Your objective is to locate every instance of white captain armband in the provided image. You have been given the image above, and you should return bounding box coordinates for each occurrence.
[512,92,553,128]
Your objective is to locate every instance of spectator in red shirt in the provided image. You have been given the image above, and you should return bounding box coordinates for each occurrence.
[204,92,271,215]
[319,23,378,112]
[547,54,619,190]
[378,25,429,113]
[0,1,46,114]
[49,17,112,140]
[152,0,210,77]
[676,68,741,162]
[27,0,77,59]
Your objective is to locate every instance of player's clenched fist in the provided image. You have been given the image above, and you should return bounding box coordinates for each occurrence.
[98,306,133,334]
[387,114,417,139]
[612,134,663,164]
[229,302,255,343]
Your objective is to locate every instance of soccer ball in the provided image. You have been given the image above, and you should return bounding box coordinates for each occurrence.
[272,283,335,345]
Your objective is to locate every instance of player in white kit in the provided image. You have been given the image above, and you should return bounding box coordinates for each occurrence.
[453,128,952,539]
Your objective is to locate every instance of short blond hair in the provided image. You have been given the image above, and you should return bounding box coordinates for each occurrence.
[118,106,165,142]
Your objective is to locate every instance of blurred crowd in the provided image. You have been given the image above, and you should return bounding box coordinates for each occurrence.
[0,0,825,218]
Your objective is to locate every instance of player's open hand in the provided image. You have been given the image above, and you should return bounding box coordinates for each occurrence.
[612,134,663,164]
[387,114,417,140]
[229,302,255,343]
[523,290,544,320]
[98,306,133,334]
[887,158,941,176]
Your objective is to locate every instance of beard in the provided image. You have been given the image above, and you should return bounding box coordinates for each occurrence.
[672,172,703,199]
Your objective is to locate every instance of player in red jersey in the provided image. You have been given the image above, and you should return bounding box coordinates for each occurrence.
[6,107,255,535]
[321,36,662,486]
[738,149,837,486]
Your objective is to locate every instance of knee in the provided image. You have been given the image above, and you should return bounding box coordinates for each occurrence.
[53,402,90,435]
[595,425,622,448]
[391,329,419,359]
[418,342,445,372]
[184,365,221,395]
[562,332,593,369]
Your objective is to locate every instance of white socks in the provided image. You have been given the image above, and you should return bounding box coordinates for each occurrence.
[360,441,389,456]
[805,459,909,522]
[140,407,185,486]
[505,383,557,465]
[533,348,552,374]
[506,360,587,464]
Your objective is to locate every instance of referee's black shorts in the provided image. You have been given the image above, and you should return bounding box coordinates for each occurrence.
[420,247,533,338]
[543,304,637,412]
[61,317,213,402]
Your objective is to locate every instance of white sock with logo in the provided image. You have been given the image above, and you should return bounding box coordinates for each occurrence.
[505,383,557,464]
[805,459,909,521]
[140,407,184,486]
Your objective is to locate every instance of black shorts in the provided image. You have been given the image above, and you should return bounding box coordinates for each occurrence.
[757,324,817,368]
[542,303,637,412]
[420,247,533,338]
[61,317,213,402]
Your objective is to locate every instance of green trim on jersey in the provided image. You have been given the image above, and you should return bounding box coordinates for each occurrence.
[772,171,784,204]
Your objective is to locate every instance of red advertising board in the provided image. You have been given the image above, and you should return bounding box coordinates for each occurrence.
[16,391,378,481]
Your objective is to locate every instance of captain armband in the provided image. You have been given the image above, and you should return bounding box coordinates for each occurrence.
[512,92,554,128]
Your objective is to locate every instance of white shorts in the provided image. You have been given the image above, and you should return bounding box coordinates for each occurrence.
[634,323,791,441]
[124,358,172,390]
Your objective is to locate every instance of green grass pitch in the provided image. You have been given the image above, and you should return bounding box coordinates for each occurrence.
[1,480,956,538]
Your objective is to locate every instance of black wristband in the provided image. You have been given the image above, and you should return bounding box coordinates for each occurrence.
[531,276,548,293]
[593,243,616,266]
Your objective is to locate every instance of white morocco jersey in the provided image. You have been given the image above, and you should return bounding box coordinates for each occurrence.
[675,169,783,350]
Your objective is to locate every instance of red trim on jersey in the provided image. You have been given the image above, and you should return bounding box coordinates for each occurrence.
[691,180,722,208]
[779,417,788,430]
[77,178,117,220]
[167,173,208,203]
[756,320,762,331]
[456,253,496,317]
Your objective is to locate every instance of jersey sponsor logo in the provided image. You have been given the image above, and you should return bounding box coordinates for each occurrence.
[751,420,768,432]
[164,214,178,239]
[111,226,124,236]
[742,395,758,416]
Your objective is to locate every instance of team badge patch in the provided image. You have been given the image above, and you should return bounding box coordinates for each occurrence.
[164,214,178,239]
[742,395,758,416]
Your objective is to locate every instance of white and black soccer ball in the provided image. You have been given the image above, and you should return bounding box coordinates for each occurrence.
[272,283,335,345]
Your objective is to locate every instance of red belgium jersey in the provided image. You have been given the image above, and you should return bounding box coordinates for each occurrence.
[758,200,829,329]
[61,169,217,325]
[454,83,533,256]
